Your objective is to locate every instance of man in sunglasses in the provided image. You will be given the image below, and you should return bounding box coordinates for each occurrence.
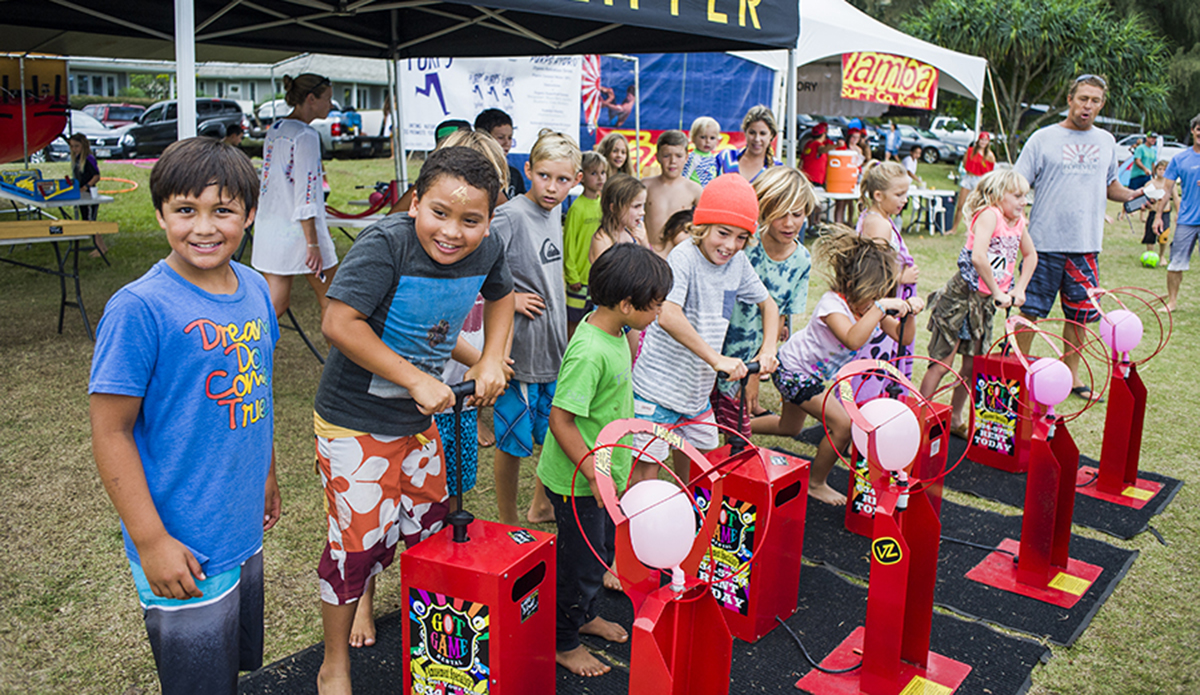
[1013,74,1147,403]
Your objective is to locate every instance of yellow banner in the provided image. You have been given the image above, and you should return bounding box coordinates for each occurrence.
[840,52,939,111]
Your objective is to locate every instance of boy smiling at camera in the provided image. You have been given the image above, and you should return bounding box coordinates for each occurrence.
[311,146,515,695]
[90,137,280,695]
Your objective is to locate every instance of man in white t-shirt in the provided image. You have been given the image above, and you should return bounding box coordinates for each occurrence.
[1014,74,1145,402]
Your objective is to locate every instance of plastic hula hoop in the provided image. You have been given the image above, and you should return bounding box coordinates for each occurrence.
[96,177,139,194]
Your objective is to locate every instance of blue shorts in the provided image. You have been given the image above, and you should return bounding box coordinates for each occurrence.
[1022,251,1101,323]
[566,285,593,323]
[131,550,264,694]
[631,395,719,461]
[494,379,556,457]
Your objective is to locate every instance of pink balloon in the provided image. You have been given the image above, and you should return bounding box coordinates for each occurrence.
[1025,357,1072,407]
[850,398,921,472]
[1099,309,1144,353]
[621,480,696,570]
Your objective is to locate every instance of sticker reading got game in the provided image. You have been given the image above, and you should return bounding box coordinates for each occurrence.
[409,589,490,694]
[695,488,755,616]
[972,373,1020,455]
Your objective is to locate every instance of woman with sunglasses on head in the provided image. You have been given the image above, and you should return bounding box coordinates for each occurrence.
[253,73,339,319]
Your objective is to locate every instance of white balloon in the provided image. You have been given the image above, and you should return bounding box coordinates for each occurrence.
[850,398,921,472]
[621,480,696,570]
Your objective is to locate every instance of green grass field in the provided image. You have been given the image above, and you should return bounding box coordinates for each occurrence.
[0,158,1196,694]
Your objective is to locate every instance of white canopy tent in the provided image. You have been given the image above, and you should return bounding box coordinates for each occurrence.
[742,0,989,161]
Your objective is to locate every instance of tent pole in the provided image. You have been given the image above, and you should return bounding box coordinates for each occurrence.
[986,68,1011,163]
[20,54,28,166]
[634,56,640,179]
[679,54,687,131]
[391,58,406,189]
[175,0,197,139]
[973,93,982,143]
[391,10,408,189]
[785,47,796,167]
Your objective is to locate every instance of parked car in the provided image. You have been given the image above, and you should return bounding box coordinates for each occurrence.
[121,98,249,157]
[36,109,133,162]
[81,103,146,128]
[872,125,965,163]
[255,98,390,159]
[1115,134,1187,166]
[930,116,975,147]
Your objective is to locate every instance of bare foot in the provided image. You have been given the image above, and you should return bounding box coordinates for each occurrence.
[602,570,622,592]
[349,597,375,648]
[477,419,495,447]
[1159,304,1175,313]
[579,615,628,643]
[317,665,353,695]
[526,502,555,524]
[809,482,846,506]
[556,645,611,677]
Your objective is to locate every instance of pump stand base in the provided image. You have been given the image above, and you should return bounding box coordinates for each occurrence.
[794,626,970,695]
[1074,466,1163,510]
[964,538,1102,609]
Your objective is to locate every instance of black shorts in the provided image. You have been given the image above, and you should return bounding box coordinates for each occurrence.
[1143,211,1170,245]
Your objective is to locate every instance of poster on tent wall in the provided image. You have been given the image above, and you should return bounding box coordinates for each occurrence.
[581,53,776,148]
[399,56,581,153]
[593,126,750,177]
[840,52,939,111]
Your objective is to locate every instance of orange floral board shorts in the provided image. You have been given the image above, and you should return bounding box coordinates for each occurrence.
[314,413,449,605]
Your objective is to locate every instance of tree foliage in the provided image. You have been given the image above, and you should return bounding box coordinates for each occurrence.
[902,0,1172,143]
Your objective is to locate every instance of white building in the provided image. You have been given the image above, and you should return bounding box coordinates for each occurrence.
[67,53,389,109]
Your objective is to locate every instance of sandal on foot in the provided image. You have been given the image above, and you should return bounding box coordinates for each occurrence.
[1070,386,1105,404]
[949,422,970,440]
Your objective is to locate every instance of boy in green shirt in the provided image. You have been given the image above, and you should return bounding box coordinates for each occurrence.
[536,243,672,677]
[564,151,607,338]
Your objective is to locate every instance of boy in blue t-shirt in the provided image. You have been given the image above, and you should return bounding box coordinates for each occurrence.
[312,146,515,693]
[89,138,280,695]
[536,243,672,677]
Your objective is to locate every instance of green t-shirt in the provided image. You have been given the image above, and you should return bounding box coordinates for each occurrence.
[537,319,633,496]
[563,194,602,287]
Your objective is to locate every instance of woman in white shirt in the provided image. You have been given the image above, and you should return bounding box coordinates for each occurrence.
[252,73,338,318]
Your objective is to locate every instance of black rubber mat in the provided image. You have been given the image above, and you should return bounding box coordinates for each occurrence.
[941,435,1183,540]
[565,567,1049,695]
[241,564,1050,693]
[795,426,1183,540]
[797,465,1138,646]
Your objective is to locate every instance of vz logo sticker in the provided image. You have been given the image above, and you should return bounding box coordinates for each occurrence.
[871,537,903,565]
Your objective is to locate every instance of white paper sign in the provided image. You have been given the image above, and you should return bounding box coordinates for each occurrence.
[399,56,582,153]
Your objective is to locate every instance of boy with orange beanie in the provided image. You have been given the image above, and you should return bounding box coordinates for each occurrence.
[629,174,780,482]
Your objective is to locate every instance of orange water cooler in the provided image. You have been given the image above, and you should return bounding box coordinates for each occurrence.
[825,150,860,194]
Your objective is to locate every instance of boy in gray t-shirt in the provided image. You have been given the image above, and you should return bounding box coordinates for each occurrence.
[491,131,582,527]
[630,174,779,483]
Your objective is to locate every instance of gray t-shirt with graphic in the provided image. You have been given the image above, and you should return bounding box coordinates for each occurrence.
[633,242,769,416]
[315,213,512,436]
[1014,124,1117,254]
[490,193,568,383]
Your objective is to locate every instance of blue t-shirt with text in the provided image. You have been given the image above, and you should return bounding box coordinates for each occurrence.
[89,261,279,576]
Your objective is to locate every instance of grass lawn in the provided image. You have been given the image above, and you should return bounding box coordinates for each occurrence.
[1,157,1197,694]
